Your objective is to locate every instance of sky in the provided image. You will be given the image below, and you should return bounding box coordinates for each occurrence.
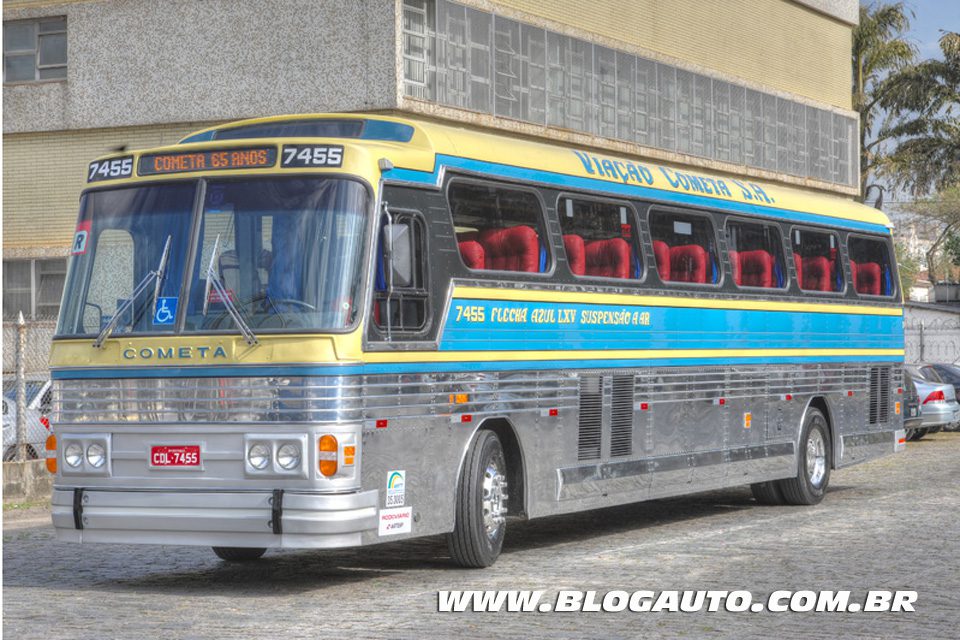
[896,0,960,59]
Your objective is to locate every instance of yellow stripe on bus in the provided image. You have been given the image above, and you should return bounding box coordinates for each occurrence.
[453,286,904,317]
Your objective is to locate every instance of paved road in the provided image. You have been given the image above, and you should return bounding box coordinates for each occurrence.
[4,432,959,639]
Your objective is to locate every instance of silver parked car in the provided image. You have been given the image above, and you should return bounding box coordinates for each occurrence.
[904,365,960,441]
[2,378,52,460]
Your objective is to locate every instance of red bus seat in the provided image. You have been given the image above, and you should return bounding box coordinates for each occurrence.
[458,240,486,270]
[737,249,774,288]
[563,234,586,276]
[669,244,708,283]
[478,226,540,273]
[800,255,832,291]
[653,240,671,281]
[585,238,631,279]
[851,260,881,295]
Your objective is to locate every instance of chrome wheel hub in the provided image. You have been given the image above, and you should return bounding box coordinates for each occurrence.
[806,428,827,487]
[482,457,508,540]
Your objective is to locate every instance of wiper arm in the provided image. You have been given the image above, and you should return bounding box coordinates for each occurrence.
[93,235,171,349]
[202,234,259,346]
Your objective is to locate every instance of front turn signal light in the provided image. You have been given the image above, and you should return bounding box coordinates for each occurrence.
[45,434,57,473]
[318,434,338,477]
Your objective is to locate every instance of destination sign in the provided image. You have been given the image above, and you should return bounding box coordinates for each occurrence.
[138,147,277,176]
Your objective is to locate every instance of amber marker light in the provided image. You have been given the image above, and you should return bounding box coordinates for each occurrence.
[45,434,57,473]
[318,435,338,477]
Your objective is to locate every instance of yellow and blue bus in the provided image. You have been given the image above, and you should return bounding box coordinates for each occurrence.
[47,113,905,567]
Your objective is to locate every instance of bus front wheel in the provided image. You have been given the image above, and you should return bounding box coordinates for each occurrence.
[212,547,266,562]
[447,430,509,568]
[778,407,831,506]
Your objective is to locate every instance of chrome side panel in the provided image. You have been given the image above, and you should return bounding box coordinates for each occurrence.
[52,361,902,547]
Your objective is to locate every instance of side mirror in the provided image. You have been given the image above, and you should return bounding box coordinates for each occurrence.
[384,222,414,288]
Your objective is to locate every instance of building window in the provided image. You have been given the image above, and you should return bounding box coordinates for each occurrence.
[2,258,67,320]
[3,17,67,83]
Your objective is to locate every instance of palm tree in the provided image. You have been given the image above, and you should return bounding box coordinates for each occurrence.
[853,2,916,200]
[880,31,960,196]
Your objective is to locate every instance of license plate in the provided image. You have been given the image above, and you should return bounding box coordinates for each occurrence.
[150,445,201,467]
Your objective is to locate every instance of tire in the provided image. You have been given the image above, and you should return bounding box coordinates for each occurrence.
[905,429,917,442]
[212,547,266,562]
[913,429,928,441]
[447,430,509,568]
[778,407,831,506]
[750,481,785,505]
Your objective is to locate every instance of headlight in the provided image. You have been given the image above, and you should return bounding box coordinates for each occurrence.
[247,443,270,470]
[64,443,83,468]
[86,443,106,468]
[277,443,301,470]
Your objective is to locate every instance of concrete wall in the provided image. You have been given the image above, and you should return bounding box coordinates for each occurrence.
[3,0,399,134]
[904,304,960,364]
[2,460,53,504]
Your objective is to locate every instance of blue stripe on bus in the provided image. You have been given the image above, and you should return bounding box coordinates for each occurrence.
[440,300,904,352]
[387,155,891,234]
[51,353,903,380]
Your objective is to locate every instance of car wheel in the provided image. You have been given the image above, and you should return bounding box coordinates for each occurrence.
[777,407,831,506]
[212,547,266,561]
[447,430,509,568]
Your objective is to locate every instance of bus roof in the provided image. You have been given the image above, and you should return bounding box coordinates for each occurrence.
[110,112,891,231]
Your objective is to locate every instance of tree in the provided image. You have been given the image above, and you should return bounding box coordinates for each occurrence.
[853,2,916,200]
[895,240,921,293]
[908,185,960,283]
[880,31,960,196]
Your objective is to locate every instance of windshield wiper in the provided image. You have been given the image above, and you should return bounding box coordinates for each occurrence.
[202,234,259,345]
[93,235,172,349]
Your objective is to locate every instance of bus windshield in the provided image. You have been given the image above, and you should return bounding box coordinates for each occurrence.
[184,177,367,333]
[57,183,197,337]
[57,177,368,337]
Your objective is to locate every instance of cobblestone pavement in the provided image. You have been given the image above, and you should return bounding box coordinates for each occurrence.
[4,432,959,640]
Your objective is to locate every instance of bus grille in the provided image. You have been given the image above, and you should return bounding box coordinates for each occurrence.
[577,376,603,461]
[610,375,634,457]
[869,366,890,424]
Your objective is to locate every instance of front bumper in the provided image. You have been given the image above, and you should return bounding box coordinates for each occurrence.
[52,487,378,549]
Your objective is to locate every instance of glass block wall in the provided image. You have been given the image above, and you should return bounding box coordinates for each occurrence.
[402,0,857,188]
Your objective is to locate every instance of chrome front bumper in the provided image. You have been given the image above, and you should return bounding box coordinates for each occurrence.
[52,487,379,549]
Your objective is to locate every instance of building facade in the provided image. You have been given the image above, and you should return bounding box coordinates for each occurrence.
[2,0,859,322]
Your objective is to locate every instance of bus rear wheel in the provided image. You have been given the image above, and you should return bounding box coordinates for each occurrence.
[777,407,831,505]
[212,547,266,562]
[447,430,509,568]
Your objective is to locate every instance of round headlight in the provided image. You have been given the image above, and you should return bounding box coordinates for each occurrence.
[64,443,83,468]
[277,443,301,470]
[247,443,271,470]
[86,443,106,468]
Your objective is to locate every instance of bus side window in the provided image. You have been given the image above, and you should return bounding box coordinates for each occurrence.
[448,181,549,274]
[649,210,720,285]
[558,197,642,280]
[792,228,844,293]
[726,220,786,289]
[374,212,428,334]
[847,235,895,297]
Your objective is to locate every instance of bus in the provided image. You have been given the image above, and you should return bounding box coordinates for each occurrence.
[47,113,906,567]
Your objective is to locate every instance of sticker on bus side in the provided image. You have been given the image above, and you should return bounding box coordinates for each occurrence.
[72,221,92,255]
[280,144,343,168]
[378,507,412,536]
[386,470,406,507]
[88,156,134,182]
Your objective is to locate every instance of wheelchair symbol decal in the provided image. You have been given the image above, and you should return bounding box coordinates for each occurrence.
[153,297,178,325]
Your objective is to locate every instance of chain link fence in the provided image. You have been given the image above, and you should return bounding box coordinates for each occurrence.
[2,315,55,462]
[905,318,960,364]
